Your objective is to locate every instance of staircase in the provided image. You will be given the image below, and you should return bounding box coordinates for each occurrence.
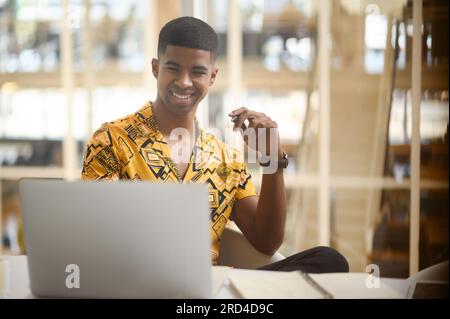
[284,1,448,275]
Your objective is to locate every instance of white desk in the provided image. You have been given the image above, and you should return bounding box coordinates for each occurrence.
[1,255,410,299]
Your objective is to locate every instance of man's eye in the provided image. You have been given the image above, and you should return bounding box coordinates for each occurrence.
[193,71,206,75]
[167,67,178,71]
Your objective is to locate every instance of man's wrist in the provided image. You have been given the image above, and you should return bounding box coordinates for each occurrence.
[259,151,288,169]
[277,150,284,161]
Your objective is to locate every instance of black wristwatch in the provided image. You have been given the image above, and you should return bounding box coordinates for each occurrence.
[259,151,289,169]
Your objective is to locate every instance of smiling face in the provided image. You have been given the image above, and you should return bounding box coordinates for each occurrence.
[152,45,218,118]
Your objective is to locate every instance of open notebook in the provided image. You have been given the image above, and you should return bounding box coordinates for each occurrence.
[228,271,404,299]
[228,271,330,299]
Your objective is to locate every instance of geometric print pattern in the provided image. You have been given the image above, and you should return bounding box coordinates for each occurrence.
[81,101,257,265]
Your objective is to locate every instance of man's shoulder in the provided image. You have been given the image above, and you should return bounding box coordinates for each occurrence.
[104,112,137,132]
[90,104,149,141]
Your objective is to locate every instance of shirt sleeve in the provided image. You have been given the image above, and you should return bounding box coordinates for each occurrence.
[234,162,257,201]
[81,124,121,181]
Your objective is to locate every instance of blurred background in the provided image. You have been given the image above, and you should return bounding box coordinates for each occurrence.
[0,0,448,277]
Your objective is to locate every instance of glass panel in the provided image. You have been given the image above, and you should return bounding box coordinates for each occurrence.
[332,189,372,273]
[330,0,407,176]
[330,0,448,277]
[369,189,411,278]
[91,86,149,130]
[387,89,449,182]
[386,0,448,180]
[420,189,449,269]
[369,188,448,277]
[241,0,314,73]
[0,87,89,167]
[0,138,63,167]
[0,0,63,73]
[208,0,228,56]
[0,88,91,140]
[364,4,388,74]
[331,188,439,276]
[90,0,146,72]
[1,179,25,255]
[282,189,317,256]
[417,0,449,273]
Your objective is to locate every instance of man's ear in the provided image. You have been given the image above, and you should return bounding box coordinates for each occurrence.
[209,67,218,86]
[151,58,159,79]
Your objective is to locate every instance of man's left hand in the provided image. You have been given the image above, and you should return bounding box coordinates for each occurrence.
[229,107,281,158]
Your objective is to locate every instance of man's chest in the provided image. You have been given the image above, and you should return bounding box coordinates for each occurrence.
[118,136,241,194]
[166,138,194,180]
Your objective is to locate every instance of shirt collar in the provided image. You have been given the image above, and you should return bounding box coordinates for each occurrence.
[134,101,215,154]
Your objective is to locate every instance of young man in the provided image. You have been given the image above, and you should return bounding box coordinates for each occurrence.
[81,16,348,273]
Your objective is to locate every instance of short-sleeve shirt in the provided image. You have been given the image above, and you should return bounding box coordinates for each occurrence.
[81,101,257,265]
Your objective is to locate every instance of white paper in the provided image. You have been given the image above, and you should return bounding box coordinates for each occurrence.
[228,271,325,299]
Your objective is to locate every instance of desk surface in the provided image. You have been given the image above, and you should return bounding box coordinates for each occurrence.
[1,255,410,299]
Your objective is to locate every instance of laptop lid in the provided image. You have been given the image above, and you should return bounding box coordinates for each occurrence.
[407,280,449,299]
[19,179,212,298]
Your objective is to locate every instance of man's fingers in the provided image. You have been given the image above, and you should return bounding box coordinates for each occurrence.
[230,108,248,131]
[233,115,248,131]
[228,107,248,117]
[233,117,247,131]
[232,112,252,131]
[230,109,277,133]
[229,108,260,123]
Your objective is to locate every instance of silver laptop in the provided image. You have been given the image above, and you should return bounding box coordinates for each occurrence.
[19,179,212,298]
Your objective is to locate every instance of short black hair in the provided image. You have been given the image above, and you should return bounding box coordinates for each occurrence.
[157,16,218,59]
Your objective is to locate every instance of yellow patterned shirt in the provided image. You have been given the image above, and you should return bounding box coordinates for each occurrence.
[81,101,257,265]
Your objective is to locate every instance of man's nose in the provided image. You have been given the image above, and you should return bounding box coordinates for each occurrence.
[174,72,193,89]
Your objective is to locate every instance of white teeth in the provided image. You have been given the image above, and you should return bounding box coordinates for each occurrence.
[171,91,192,100]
